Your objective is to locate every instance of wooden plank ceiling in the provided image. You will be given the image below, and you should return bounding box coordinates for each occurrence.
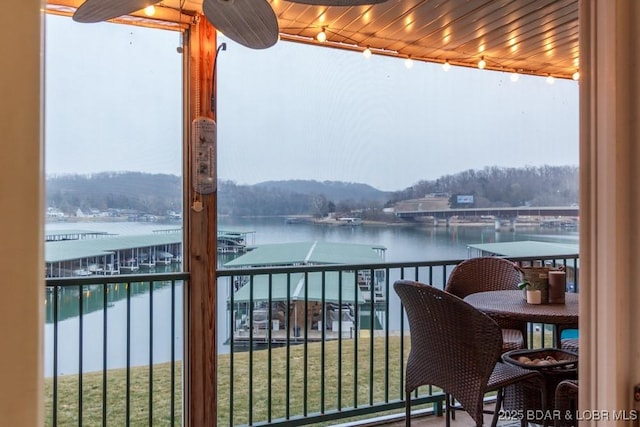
[46,0,579,79]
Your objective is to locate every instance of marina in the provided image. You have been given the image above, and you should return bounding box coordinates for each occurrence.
[44,220,579,358]
[45,228,183,277]
[222,240,387,348]
[44,227,256,277]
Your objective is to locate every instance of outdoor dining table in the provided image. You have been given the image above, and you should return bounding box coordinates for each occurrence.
[464,289,579,422]
[463,289,579,341]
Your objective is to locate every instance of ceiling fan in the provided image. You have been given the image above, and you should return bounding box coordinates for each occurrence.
[72,0,389,50]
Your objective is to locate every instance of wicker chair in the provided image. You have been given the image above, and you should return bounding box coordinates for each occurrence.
[394,280,546,427]
[554,380,578,426]
[560,338,579,353]
[445,257,527,352]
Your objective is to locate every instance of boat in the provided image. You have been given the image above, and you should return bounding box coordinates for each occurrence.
[284,216,313,224]
[119,258,139,272]
[87,263,103,274]
[102,263,119,275]
[156,251,174,265]
[72,268,92,276]
[138,253,155,268]
[217,232,247,254]
[337,217,362,226]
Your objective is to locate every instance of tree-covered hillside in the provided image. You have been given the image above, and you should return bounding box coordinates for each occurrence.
[45,165,578,218]
[387,165,578,208]
[218,180,388,217]
[46,172,182,216]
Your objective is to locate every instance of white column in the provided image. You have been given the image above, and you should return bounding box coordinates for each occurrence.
[0,1,44,426]
[579,0,640,421]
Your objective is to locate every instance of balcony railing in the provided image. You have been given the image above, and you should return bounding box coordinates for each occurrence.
[215,253,579,426]
[45,272,188,427]
[44,254,578,426]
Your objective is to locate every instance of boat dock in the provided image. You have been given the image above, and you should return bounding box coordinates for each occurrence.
[45,229,182,277]
[45,229,112,242]
[223,241,387,348]
[217,229,255,254]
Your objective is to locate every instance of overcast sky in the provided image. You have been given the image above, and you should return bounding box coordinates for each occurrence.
[46,14,579,192]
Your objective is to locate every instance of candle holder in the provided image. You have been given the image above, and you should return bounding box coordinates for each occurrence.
[548,270,566,304]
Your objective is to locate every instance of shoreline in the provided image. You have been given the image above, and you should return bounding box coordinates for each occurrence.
[47,214,578,231]
[308,216,570,229]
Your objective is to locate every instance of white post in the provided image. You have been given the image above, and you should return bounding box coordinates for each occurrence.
[579,0,640,420]
[0,1,44,425]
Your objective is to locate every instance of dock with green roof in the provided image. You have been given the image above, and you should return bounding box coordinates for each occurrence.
[223,241,387,347]
[45,230,182,277]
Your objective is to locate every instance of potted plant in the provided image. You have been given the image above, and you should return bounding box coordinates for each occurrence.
[517,266,550,304]
[518,280,543,304]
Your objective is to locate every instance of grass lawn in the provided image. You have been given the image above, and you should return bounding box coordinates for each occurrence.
[45,330,554,426]
[45,335,415,426]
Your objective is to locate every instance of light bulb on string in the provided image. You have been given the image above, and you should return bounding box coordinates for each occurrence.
[317,28,327,43]
[405,56,414,69]
[442,60,451,71]
[510,72,519,82]
[144,5,156,16]
[546,74,555,84]
[572,71,580,81]
[478,57,486,69]
[363,47,372,59]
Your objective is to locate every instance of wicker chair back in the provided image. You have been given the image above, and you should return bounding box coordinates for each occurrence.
[445,257,527,351]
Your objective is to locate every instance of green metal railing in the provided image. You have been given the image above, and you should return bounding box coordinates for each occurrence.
[44,254,578,426]
[216,254,579,426]
[45,272,188,427]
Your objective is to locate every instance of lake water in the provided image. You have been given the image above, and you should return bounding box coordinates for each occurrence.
[45,218,578,376]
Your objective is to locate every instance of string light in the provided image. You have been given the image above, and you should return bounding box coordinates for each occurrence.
[144,5,156,16]
[316,27,327,43]
[405,56,414,69]
[301,40,574,82]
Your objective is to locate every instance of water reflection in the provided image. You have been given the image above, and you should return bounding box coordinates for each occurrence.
[46,281,162,323]
[44,280,184,377]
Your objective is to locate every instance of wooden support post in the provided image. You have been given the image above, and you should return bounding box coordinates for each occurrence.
[185,15,218,427]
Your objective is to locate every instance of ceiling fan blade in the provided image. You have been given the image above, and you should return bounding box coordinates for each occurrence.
[73,0,161,23]
[203,0,279,50]
[286,0,389,5]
